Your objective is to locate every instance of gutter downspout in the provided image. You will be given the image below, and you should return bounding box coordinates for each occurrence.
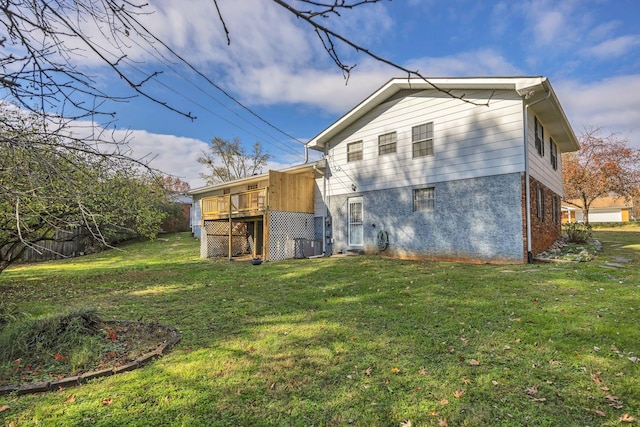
[322,146,329,256]
[523,89,551,263]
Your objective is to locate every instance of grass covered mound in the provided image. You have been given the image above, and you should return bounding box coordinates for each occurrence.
[0,308,174,386]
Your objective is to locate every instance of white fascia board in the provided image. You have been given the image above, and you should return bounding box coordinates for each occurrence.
[525,79,580,153]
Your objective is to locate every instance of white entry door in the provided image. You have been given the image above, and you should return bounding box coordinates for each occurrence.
[348,197,363,247]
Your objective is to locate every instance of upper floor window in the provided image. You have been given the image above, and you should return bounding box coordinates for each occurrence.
[534,116,544,157]
[412,122,434,158]
[550,138,558,170]
[378,131,397,155]
[347,141,363,162]
[247,183,258,191]
[413,187,435,212]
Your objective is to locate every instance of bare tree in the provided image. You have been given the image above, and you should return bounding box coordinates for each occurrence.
[198,137,271,185]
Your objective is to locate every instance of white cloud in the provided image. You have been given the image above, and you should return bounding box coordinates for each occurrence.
[123,129,313,189]
[405,49,523,77]
[554,75,640,146]
[532,9,566,46]
[222,48,524,117]
[122,130,211,187]
[583,35,640,60]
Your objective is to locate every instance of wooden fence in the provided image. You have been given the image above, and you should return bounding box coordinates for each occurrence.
[7,227,93,263]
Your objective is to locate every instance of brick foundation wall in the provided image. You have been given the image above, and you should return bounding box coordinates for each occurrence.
[526,176,562,256]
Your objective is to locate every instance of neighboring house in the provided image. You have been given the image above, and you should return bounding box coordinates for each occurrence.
[189,164,321,261]
[562,197,634,223]
[307,77,579,263]
[191,76,578,263]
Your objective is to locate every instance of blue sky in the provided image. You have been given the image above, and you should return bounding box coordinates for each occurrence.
[69,0,640,188]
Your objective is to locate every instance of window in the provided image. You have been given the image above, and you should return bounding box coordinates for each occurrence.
[412,122,434,158]
[552,195,560,225]
[347,141,363,162]
[534,116,545,157]
[247,183,258,190]
[378,132,397,155]
[536,184,546,220]
[550,138,558,170]
[413,187,435,212]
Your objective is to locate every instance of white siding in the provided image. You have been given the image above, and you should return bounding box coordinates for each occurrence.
[325,89,525,196]
[526,112,564,196]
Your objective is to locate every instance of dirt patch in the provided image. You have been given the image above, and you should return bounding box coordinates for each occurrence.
[0,319,179,395]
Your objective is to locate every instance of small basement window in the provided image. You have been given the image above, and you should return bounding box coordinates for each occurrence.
[413,187,435,212]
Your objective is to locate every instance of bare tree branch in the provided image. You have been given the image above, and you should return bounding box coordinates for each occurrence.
[270,0,491,106]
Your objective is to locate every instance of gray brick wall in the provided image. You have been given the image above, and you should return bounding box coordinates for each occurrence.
[325,173,524,262]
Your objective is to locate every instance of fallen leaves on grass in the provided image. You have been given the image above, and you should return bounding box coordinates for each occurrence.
[619,414,635,423]
[102,397,113,406]
[604,395,624,409]
[391,367,400,374]
[591,373,603,385]
[453,390,465,398]
[65,395,76,403]
[0,405,10,412]
[469,359,480,366]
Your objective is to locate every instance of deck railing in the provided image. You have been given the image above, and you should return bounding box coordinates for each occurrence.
[202,188,266,216]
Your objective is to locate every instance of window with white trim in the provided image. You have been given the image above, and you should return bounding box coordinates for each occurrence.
[534,116,544,157]
[552,195,560,225]
[536,184,546,220]
[550,138,558,170]
[412,122,434,158]
[413,187,435,212]
[347,141,363,162]
[378,131,397,155]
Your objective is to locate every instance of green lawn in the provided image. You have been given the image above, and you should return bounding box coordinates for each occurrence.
[1,229,639,426]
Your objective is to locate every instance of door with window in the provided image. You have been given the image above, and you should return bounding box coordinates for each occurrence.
[348,196,363,247]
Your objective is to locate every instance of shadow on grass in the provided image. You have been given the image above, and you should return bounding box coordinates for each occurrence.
[2,231,640,425]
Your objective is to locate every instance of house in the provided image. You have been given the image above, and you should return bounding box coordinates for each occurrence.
[562,196,634,223]
[306,77,579,263]
[189,163,322,261]
[191,76,578,264]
